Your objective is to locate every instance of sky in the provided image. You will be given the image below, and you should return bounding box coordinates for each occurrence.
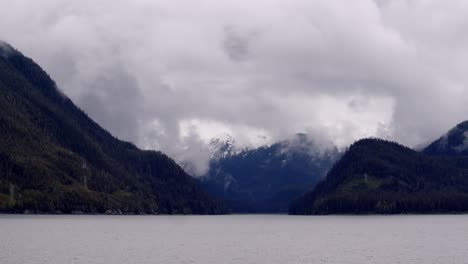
[2,0,468,175]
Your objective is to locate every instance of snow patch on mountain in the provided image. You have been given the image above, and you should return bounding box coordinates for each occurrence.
[179,132,339,177]
[208,134,239,159]
[178,133,247,176]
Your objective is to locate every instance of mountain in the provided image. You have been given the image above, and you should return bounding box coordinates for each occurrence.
[200,134,340,213]
[208,134,237,160]
[290,138,468,215]
[0,43,225,214]
[424,121,468,156]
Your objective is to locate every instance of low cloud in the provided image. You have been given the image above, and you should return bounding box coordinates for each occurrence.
[2,0,468,175]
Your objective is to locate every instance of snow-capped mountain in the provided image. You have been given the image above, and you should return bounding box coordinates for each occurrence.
[175,134,241,177]
[200,134,341,213]
[208,134,239,160]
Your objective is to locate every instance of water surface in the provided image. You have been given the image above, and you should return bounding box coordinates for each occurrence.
[1,214,467,263]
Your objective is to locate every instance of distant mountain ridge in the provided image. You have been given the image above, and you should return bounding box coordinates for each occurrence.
[424,121,468,156]
[290,137,468,215]
[0,43,225,214]
[7,42,468,216]
[201,134,340,212]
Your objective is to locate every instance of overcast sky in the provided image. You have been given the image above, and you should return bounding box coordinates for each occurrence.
[2,0,468,174]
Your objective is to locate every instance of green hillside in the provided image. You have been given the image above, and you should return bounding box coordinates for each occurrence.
[0,43,225,214]
[290,138,468,214]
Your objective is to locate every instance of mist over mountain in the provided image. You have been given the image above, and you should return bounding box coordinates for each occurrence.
[200,134,340,212]
[4,41,468,216]
[3,2,468,264]
[7,1,468,172]
[0,43,225,214]
[290,135,468,215]
[177,134,241,177]
[423,121,468,156]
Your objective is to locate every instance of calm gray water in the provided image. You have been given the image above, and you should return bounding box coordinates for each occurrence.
[0,214,467,264]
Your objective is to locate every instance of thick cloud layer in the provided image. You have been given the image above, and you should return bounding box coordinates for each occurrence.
[2,0,468,175]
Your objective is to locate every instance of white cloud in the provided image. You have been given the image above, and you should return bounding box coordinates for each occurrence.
[2,0,468,174]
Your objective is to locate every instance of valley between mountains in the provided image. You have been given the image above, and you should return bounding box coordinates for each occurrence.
[2,43,468,215]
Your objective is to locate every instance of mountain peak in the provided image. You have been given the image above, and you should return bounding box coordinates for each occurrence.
[209,134,238,159]
[290,138,468,215]
[0,41,14,57]
[424,120,468,156]
[201,134,340,212]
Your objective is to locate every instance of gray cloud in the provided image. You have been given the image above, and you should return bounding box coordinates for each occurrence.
[2,0,468,175]
[79,65,144,142]
[222,26,257,62]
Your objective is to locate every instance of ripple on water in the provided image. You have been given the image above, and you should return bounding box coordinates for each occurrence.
[0,215,467,264]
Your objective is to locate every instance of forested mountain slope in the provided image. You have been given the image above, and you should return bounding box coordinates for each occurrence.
[290,138,468,214]
[0,43,225,214]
